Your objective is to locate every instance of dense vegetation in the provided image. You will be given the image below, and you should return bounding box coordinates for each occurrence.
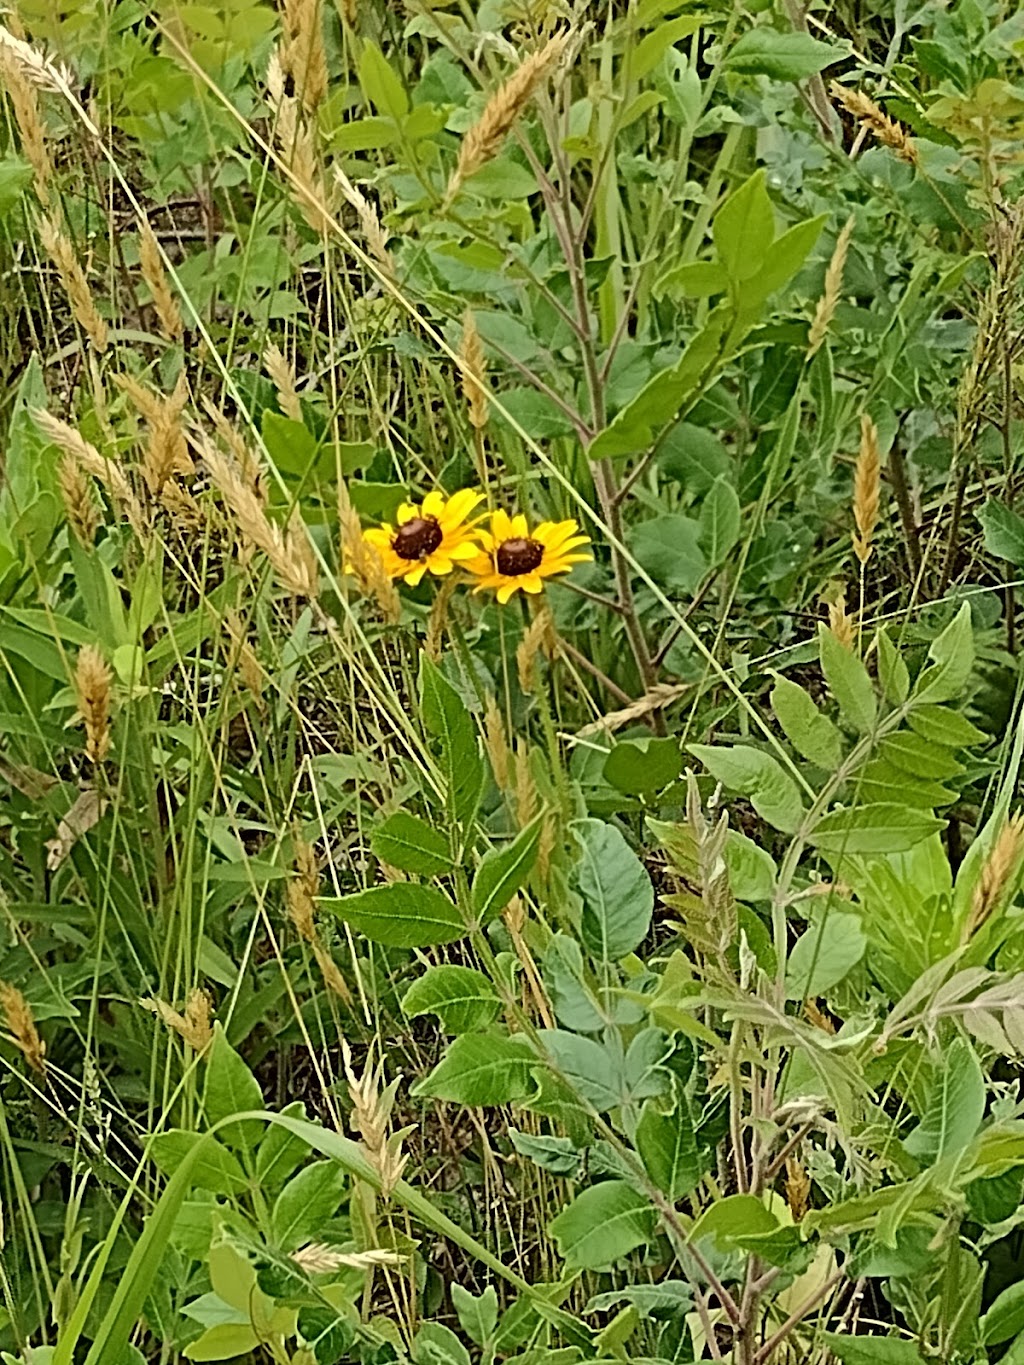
[2,0,1024,1361]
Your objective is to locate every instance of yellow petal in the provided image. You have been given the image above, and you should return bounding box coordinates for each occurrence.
[510,513,529,538]
[396,503,418,524]
[440,489,482,527]
[427,555,454,575]
[520,574,545,594]
[448,540,481,560]
[422,490,444,518]
[363,527,391,547]
[491,509,514,542]
[404,563,427,587]
[497,581,519,604]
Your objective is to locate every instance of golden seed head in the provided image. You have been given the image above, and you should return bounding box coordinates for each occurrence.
[0,982,45,1077]
[58,454,100,545]
[807,215,854,358]
[830,81,917,165]
[280,0,327,114]
[138,219,184,342]
[341,1040,408,1197]
[516,606,555,694]
[36,211,108,352]
[141,990,214,1052]
[334,167,392,277]
[74,644,112,764]
[852,414,882,566]
[967,812,1024,939]
[827,594,856,650]
[484,694,511,791]
[264,342,303,423]
[0,49,51,203]
[784,1155,810,1222]
[459,310,489,430]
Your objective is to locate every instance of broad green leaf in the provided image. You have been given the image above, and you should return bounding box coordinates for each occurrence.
[725,28,847,81]
[913,603,974,705]
[419,656,485,825]
[539,1029,620,1113]
[784,909,865,998]
[698,477,741,564]
[603,737,682,794]
[904,1038,985,1163]
[451,1284,498,1348]
[907,705,985,748]
[819,626,876,734]
[370,811,453,877]
[713,169,774,283]
[589,309,730,459]
[809,804,943,854]
[549,1181,655,1269]
[691,1194,777,1249]
[149,1131,248,1196]
[628,513,707,591]
[573,818,654,960]
[770,674,843,769]
[656,259,729,298]
[877,629,910,704]
[688,744,804,834]
[982,1280,1024,1345]
[636,1089,702,1200]
[320,883,465,948]
[184,1325,260,1361]
[979,498,1024,563]
[358,41,409,119]
[271,1161,348,1250]
[543,933,606,1032]
[740,214,826,309]
[877,733,963,781]
[415,1322,471,1365]
[254,1101,310,1187]
[632,15,704,78]
[203,1025,263,1155]
[402,965,501,1034]
[412,1032,535,1105]
[822,1335,921,1364]
[725,831,777,901]
[472,822,541,924]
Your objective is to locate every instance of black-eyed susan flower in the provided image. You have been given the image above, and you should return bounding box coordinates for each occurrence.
[468,510,591,604]
[362,489,484,587]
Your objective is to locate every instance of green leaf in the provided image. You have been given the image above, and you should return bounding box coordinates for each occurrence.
[589,309,730,459]
[656,259,729,298]
[698,477,741,564]
[416,1323,471,1365]
[603,738,683,795]
[358,41,409,119]
[770,674,843,769]
[573,818,654,960]
[402,965,500,1034]
[982,1281,1024,1345]
[690,1194,778,1249]
[784,910,865,998]
[451,1284,498,1348]
[370,811,453,877]
[740,214,826,309]
[203,1025,263,1155]
[0,155,32,213]
[904,1038,985,1163]
[688,744,804,834]
[979,498,1024,563]
[320,883,466,948]
[821,1336,921,1364]
[725,831,777,901]
[472,822,541,925]
[907,704,986,748]
[271,1161,349,1250]
[809,804,944,854]
[819,626,877,734]
[877,733,963,781]
[725,28,847,81]
[913,603,974,705]
[629,514,707,591]
[149,1131,248,1196]
[539,1029,620,1113]
[713,169,774,283]
[419,656,484,825]
[184,1325,260,1361]
[413,1032,536,1105]
[636,1089,702,1201]
[632,14,704,78]
[877,629,910,704]
[549,1182,655,1269]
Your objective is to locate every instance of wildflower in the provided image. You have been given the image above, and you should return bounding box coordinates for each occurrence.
[362,489,484,587]
[468,510,590,604]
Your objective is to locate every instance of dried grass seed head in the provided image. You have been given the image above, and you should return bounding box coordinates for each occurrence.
[0,981,45,1077]
[36,210,108,352]
[852,414,881,565]
[74,643,112,763]
[968,811,1024,938]
[807,215,854,358]
[58,454,100,545]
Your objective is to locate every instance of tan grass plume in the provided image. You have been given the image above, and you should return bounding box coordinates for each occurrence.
[32,409,143,534]
[279,0,327,114]
[138,220,184,342]
[0,49,51,202]
[0,982,45,1077]
[74,644,112,763]
[852,414,881,566]
[342,1040,409,1198]
[966,812,1024,940]
[831,82,917,165]
[267,50,335,234]
[459,310,489,430]
[484,694,511,791]
[141,989,214,1052]
[58,455,100,546]
[334,167,392,277]
[446,33,568,203]
[264,342,303,422]
[807,215,853,358]
[37,212,108,352]
[338,481,400,621]
[827,594,856,650]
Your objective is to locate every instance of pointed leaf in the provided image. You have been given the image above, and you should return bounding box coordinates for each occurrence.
[320,883,465,948]
[549,1181,655,1269]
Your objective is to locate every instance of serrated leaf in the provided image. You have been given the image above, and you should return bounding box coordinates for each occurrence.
[636,1088,702,1201]
[549,1181,655,1269]
[358,41,409,119]
[413,1032,535,1105]
[320,883,465,948]
[472,821,541,925]
[370,811,453,877]
[402,965,500,1034]
[770,674,843,768]
[877,733,964,781]
[689,744,805,834]
[819,626,876,734]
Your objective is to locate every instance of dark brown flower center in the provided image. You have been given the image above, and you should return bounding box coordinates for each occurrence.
[496,536,544,577]
[392,516,443,561]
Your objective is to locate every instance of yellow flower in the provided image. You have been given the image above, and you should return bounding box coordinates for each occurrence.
[363,489,484,587]
[468,510,591,605]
